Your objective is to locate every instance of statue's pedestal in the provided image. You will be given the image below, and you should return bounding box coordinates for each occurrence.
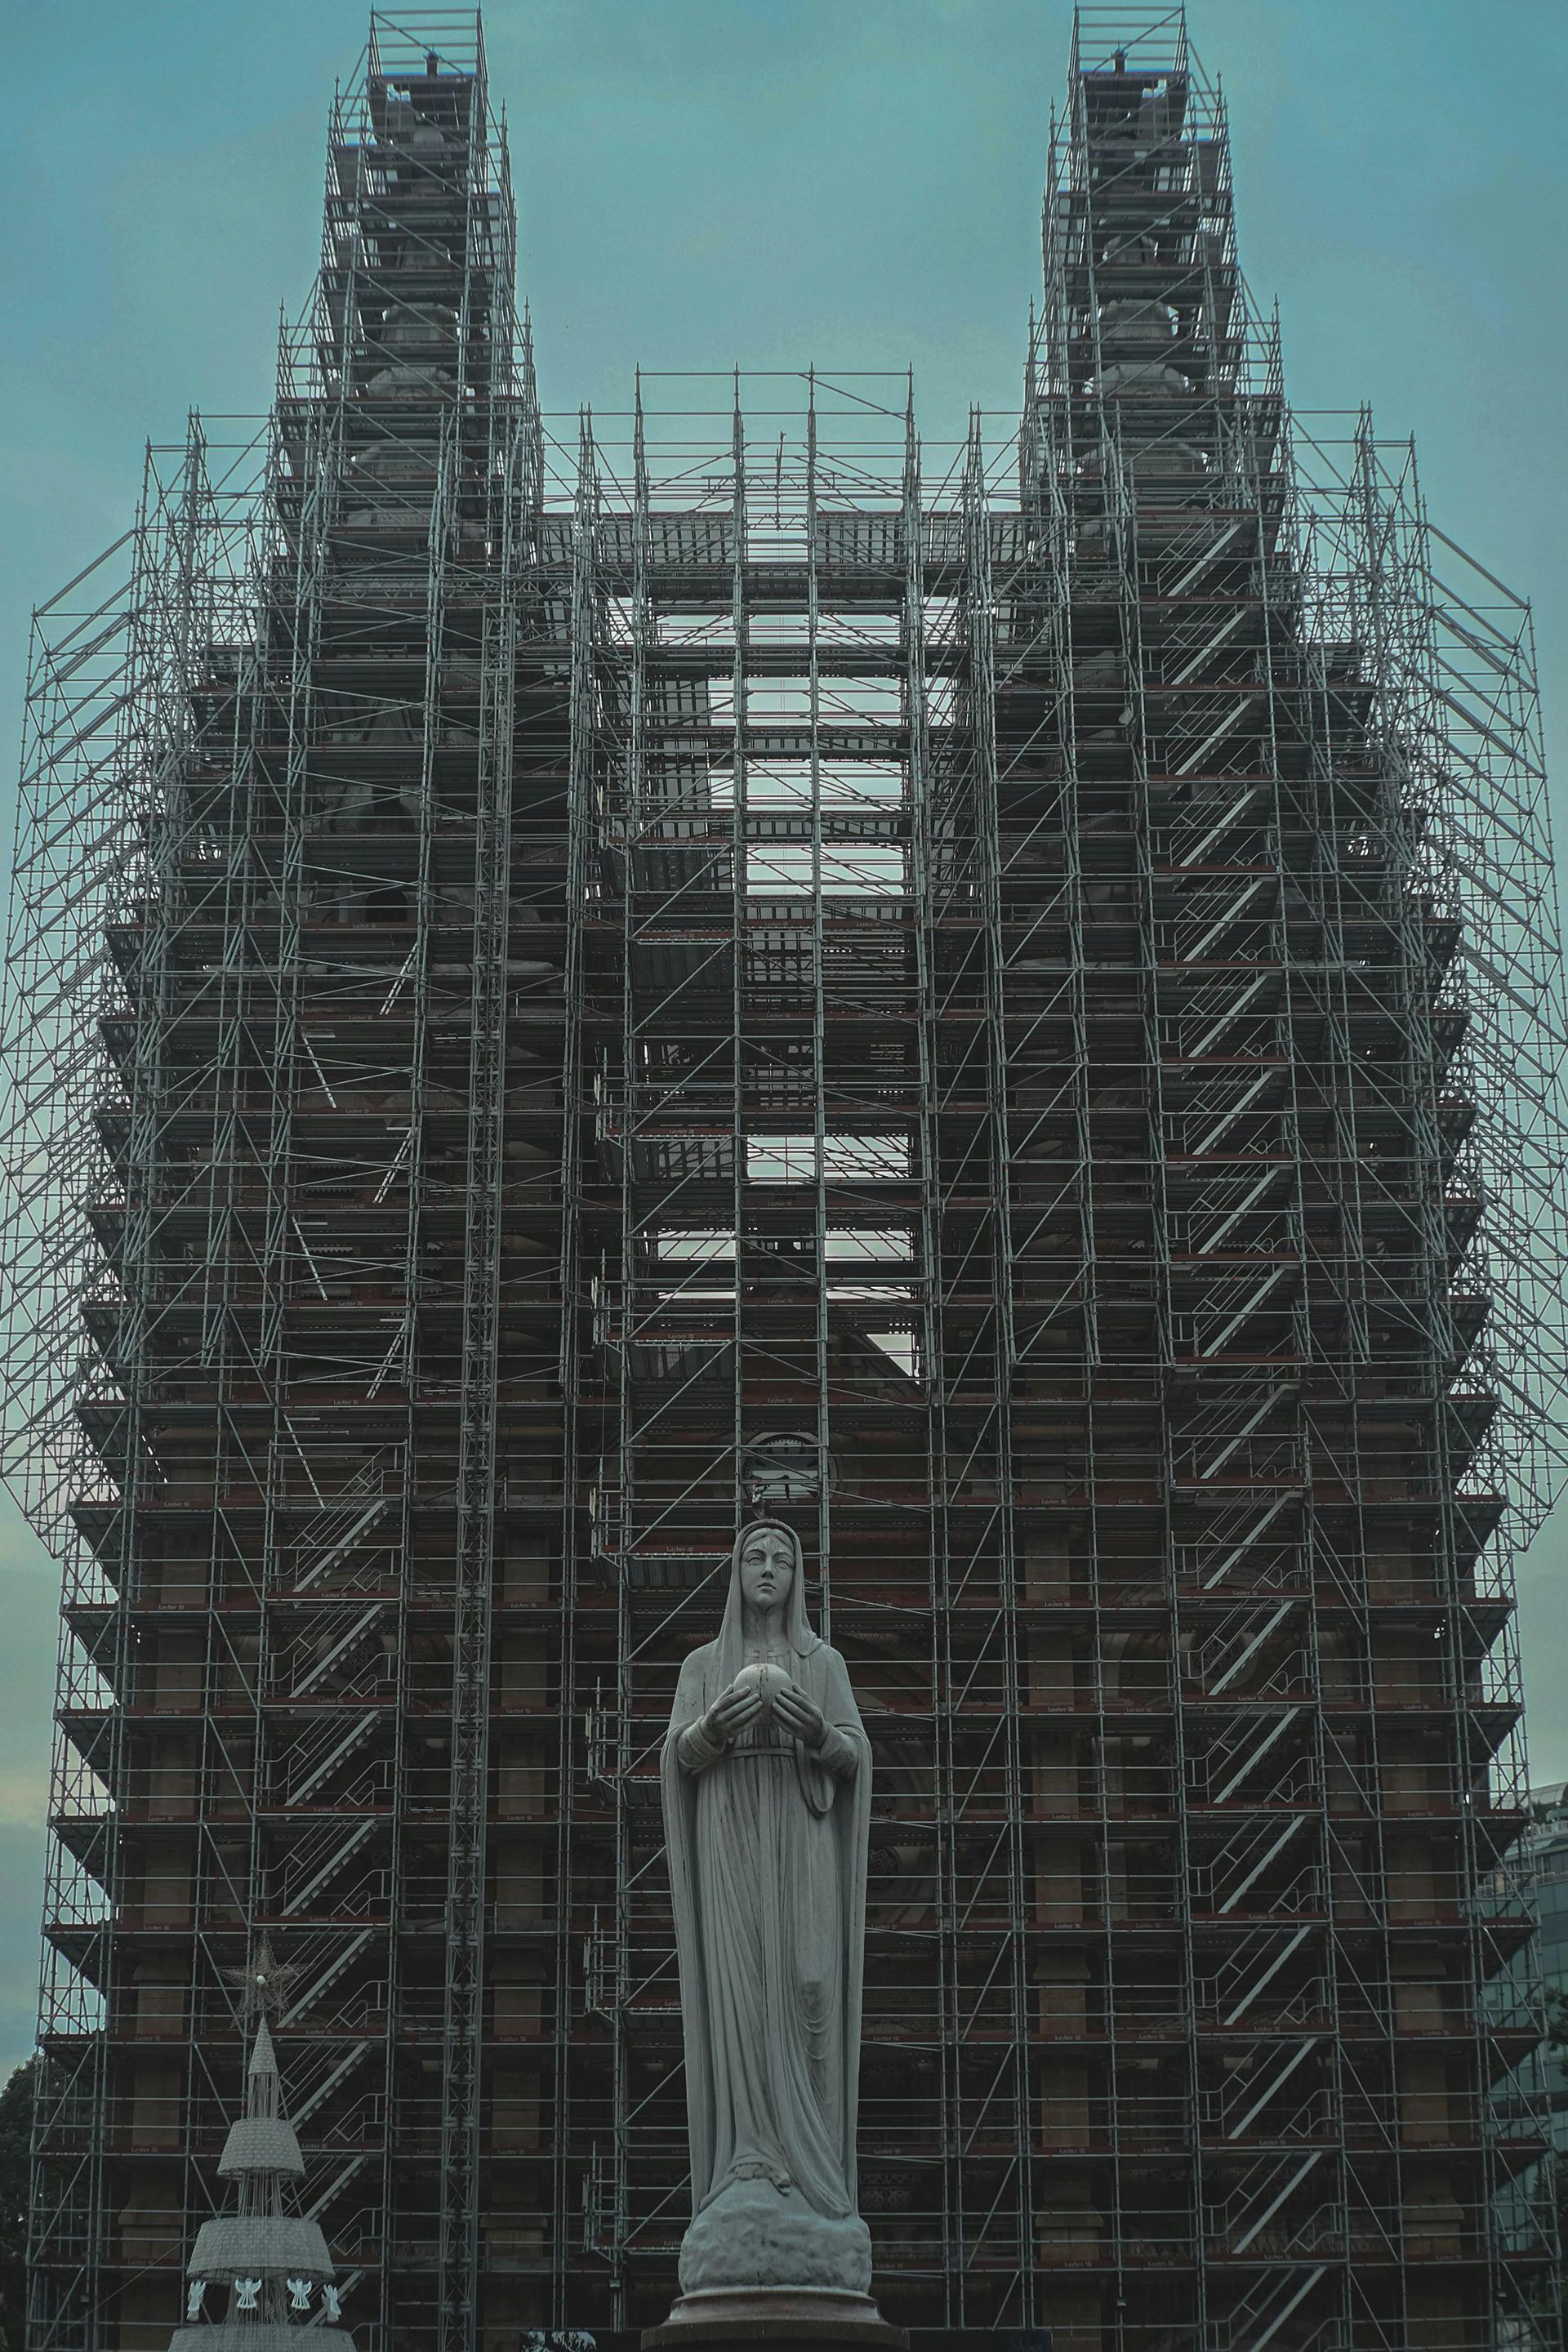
[643,2286,906,2352]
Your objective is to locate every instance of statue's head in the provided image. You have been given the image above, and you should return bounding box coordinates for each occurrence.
[737,1522,796,1613]
[718,1520,814,1668]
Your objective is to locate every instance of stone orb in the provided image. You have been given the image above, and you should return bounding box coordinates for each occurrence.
[731,1661,791,1722]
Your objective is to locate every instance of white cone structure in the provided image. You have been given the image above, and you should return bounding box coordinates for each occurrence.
[169,2019,354,2352]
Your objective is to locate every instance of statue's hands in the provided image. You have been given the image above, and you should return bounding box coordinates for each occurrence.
[773,1681,830,1753]
[703,1679,764,1748]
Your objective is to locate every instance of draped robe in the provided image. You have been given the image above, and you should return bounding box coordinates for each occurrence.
[662,1539,871,2223]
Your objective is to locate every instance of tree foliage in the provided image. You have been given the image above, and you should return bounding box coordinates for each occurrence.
[0,2061,34,2352]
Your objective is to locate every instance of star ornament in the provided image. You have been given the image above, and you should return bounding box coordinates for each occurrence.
[225,1936,304,2022]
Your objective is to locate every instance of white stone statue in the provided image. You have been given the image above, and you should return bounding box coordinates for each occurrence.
[662,1521,875,2301]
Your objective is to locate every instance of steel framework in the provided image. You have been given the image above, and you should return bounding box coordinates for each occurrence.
[4,7,1567,2351]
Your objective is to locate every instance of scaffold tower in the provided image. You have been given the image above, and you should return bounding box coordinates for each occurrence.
[3,7,1567,2352]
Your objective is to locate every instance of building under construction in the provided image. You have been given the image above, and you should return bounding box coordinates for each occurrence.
[5,8,1568,2350]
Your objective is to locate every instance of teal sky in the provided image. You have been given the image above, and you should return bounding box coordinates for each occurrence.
[1,0,1565,2074]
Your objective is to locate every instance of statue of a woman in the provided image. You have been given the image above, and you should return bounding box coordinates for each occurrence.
[661,1521,875,2302]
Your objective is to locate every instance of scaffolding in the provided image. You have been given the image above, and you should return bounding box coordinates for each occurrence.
[3,7,1567,2351]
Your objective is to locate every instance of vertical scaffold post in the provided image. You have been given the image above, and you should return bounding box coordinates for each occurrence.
[438,428,520,2352]
[554,409,601,2314]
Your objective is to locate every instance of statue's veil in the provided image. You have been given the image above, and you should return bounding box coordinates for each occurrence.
[712,1519,819,1685]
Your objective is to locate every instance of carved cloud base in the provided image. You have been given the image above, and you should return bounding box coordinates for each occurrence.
[677,2179,873,2297]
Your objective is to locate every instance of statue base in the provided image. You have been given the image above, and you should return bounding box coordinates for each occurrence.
[643,2287,907,2352]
